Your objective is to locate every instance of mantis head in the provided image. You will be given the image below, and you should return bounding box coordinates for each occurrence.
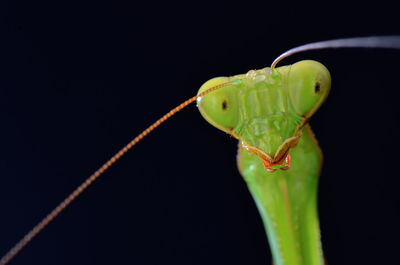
[197,60,331,171]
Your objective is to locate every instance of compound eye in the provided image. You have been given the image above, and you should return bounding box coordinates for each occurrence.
[197,77,239,133]
[287,60,331,117]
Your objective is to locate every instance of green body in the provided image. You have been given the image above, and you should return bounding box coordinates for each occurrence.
[237,125,323,265]
[197,61,331,265]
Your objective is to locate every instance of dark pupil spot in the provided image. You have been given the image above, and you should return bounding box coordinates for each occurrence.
[315,82,321,93]
[222,100,228,110]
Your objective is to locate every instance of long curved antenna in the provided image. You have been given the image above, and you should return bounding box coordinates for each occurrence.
[271,36,400,69]
[0,81,233,265]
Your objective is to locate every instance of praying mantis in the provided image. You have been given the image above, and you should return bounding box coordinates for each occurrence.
[0,35,400,264]
[197,59,331,265]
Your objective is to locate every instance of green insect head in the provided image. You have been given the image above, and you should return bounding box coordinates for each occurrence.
[197,60,330,171]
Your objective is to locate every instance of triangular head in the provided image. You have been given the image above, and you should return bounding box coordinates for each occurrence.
[197,60,331,172]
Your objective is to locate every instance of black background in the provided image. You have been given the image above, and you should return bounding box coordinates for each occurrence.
[1,1,399,265]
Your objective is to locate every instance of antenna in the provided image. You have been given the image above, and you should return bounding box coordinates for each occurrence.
[271,36,400,69]
[0,81,233,265]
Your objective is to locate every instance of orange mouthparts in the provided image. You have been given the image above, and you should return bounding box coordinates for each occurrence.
[261,153,291,172]
[243,143,292,173]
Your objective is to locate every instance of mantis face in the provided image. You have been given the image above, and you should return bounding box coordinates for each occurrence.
[197,60,331,171]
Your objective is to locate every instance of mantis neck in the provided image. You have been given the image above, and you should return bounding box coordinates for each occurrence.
[237,124,323,265]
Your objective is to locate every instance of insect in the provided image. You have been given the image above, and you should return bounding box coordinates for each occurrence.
[197,59,330,265]
[1,36,400,265]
